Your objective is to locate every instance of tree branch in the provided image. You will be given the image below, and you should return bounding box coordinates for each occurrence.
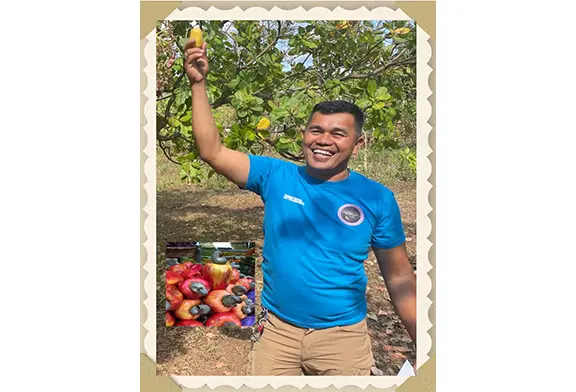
[346,34,392,75]
[164,72,186,118]
[239,21,283,71]
[339,55,415,81]
[279,151,304,161]
[262,137,304,162]
[158,141,181,165]
[211,95,232,109]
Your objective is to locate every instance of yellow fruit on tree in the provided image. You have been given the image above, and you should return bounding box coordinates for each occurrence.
[392,27,410,35]
[189,27,203,47]
[336,21,351,30]
[256,117,271,130]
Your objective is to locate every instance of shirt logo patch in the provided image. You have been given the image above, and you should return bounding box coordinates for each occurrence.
[283,194,305,206]
[338,204,364,226]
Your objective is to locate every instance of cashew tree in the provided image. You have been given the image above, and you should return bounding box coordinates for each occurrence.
[156,20,416,182]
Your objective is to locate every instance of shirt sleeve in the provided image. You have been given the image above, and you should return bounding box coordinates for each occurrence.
[242,154,281,200]
[371,190,407,249]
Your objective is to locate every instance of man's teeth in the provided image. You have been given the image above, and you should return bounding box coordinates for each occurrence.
[313,149,333,156]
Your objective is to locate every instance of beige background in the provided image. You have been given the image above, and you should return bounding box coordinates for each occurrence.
[141,2,435,390]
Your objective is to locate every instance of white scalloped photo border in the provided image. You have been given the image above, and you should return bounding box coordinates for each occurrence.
[142,5,433,390]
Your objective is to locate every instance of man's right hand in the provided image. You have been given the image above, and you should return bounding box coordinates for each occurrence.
[184,40,208,85]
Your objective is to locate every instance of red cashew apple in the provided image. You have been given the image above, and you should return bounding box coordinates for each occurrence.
[166,284,184,311]
[226,283,248,296]
[228,268,240,284]
[189,263,203,274]
[181,267,202,279]
[202,251,232,290]
[166,312,176,327]
[231,298,255,320]
[166,271,184,285]
[168,264,188,275]
[225,284,253,307]
[236,277,256,292]
[203,289,243,313]
[175,299,211,320]
[181,261,194,269]
[178,277,210,299]
[175,319,204,327]
[205,312,242,327]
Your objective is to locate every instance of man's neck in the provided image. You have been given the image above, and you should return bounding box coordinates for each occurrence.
[305,165,350,182]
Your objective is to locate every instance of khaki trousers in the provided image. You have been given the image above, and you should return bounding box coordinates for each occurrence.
[251,312,373,375]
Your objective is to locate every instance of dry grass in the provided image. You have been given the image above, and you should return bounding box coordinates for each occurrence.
[155,150,417,376]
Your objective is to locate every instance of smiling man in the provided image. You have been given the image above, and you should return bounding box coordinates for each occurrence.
[184,38,416,376]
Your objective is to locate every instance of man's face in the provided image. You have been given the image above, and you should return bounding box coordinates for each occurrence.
[302,112,363,172]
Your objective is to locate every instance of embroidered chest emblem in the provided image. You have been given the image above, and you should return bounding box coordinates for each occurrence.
[338,204,364,226]
[283,194,305,206]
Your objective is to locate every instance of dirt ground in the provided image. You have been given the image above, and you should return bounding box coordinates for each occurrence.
[156,181,416,376]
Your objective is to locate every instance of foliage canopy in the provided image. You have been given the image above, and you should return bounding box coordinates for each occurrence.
[156,20,416,182]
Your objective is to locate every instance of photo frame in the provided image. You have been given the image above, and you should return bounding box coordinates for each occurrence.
[141,2,436,390]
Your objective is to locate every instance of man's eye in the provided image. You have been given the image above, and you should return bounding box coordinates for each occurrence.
[311,130,322,134]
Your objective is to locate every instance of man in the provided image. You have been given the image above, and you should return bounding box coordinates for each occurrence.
[184,38,416,376]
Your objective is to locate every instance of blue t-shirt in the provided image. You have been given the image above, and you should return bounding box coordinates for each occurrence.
[243,155,406,329]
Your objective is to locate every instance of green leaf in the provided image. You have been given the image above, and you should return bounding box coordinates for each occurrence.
[275,108,289,118]
[287,96,299,107]
[376,87,389,100]
[257,130,270,139]
[355,98,372,109]
[296,110,308,119]
[246,130,256,141]
[290,141,301,153]
[279,137,291,144]
[168,117,181,127]
[372,102,385,110]
[228,78,240,89]
[367,80,377,97]
[237,109,249,118]
[302,40,318,49]
[234,90,245,100]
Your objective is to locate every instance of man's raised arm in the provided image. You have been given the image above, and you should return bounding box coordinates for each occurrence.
[184,38,250,188]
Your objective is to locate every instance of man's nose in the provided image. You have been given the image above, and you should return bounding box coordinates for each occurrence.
[316,132,334,144]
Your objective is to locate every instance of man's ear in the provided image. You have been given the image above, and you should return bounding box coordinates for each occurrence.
[352,133,365,156]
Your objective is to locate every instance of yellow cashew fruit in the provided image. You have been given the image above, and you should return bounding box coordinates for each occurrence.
[336,21,351,30]
[256,117,271,130]
[189,27,203,47]
[392,27,411,35]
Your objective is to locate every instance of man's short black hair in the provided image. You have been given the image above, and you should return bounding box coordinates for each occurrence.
[307,100,364,138]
